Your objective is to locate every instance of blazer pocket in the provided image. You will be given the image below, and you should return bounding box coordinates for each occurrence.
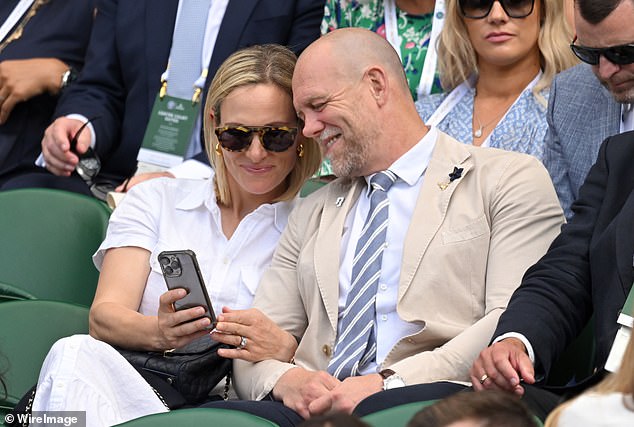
[441,215,489,244]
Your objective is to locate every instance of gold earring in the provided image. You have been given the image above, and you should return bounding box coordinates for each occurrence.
[297,143,304,158]
[215,142,222,156]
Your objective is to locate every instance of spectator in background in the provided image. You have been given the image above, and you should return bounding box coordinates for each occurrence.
[3,0,324,197]
[543,0,634,219]
[0,0,95,188]
[408,391,537,427]
[416,0,576,161]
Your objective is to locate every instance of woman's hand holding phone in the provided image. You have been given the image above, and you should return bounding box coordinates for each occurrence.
[156,288,212,350]
[211,307,298,363]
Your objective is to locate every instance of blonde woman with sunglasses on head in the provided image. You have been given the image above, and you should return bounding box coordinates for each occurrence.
[416,0,577,160]
[27,44,321,427]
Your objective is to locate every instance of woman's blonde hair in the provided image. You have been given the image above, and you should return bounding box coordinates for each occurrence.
[202,44,321,206]
[545,311,634,426]
[437,0,578,106]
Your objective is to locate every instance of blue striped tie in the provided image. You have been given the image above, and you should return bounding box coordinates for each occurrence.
[328,170,398,379]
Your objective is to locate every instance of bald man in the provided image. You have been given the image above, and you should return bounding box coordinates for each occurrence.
[202,28,564,425]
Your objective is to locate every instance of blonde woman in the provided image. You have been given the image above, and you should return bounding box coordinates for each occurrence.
[29,44,321,427]
[416,0,577,160]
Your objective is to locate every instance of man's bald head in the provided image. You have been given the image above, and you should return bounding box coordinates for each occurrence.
[296,28,410,96]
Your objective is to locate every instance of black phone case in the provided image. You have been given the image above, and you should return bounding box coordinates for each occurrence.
[158,250,216,329]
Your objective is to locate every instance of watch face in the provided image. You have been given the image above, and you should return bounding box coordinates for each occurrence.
[383,375,406,390]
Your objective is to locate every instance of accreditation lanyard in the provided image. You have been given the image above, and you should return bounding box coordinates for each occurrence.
[426,72,541,145]
[0,0,35,42]
[383,0,445,98]
[160,0,228,103]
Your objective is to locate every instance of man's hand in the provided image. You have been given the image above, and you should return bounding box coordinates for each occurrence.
[272,368,340,419]
[470,337,535,395]
[41,117,88,176]
[0,58,68,124]
[308,373,383,416]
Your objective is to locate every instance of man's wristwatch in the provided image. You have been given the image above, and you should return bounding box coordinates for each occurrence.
[379,369,406,390]
[60,67,77,90]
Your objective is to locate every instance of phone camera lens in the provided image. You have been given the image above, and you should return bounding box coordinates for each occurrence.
[170,260,180,269]
[159,256,170,266]
[164,266,173,275]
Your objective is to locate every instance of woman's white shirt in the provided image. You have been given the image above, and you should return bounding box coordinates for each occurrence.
[33,177,295,426]
[557,392,634,426]
[93,177,294,316]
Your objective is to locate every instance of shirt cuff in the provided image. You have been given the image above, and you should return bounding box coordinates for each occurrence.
[168,159,213,180]
[35,114,96,167]
[493,332,535,364]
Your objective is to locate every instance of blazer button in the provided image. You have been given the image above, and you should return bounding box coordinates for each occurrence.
[322,344,332,357]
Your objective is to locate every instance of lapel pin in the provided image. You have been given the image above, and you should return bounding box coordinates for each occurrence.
[438,166,464,191]
[449,167,463,182]
[335,196,345,207]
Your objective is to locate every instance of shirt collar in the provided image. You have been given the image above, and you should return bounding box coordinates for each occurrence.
[364,126,438,190]
[176,178,295,233]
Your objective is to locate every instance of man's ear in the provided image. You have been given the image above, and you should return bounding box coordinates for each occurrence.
[366,66,388,106]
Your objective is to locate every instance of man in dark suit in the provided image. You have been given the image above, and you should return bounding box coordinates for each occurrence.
[471,129,634,415]
[0,0,95,188]
[6,0,324,195]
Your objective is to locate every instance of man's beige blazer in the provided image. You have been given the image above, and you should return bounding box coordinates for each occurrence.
[234,132,564,400]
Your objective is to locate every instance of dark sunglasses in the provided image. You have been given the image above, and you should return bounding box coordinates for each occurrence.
[214,125,298,152]
[459,0,534,19]
[570,36,634,66]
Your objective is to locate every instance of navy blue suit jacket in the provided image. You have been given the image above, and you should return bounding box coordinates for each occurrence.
[494,131,634,379]
[0,0,95,180]
[55,0,324,183]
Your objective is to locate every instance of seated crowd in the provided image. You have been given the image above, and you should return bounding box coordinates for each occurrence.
[2,0,634,425]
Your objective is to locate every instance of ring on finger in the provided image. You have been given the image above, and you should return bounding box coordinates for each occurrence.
[237,335,247,350]
[479,374,489,385]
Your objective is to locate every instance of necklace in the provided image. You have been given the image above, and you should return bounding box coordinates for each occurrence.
[472,96,515,139]
[473,110,505,138]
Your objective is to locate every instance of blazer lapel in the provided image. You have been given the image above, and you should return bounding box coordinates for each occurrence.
[399,133,473,300]
[615,190,634,295]
[314,178,364,331]
[145,0,178,110]
[599,84,622,137]
[205,0,258,86]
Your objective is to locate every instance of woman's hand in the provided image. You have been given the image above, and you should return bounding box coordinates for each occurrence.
[157,288,212,350]
[211,307,298,363]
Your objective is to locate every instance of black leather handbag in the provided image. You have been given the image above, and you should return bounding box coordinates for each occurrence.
[118,335,231,404]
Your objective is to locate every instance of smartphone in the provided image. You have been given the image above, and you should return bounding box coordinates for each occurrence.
[158,250,216,329]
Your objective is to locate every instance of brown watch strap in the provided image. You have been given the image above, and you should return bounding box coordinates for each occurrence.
[379,369,396,379]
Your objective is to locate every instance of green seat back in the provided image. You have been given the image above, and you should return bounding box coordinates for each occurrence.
[0,300,89,406]
[362,400,437,427]
[114,408,278,426]
[0,188,111,306]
